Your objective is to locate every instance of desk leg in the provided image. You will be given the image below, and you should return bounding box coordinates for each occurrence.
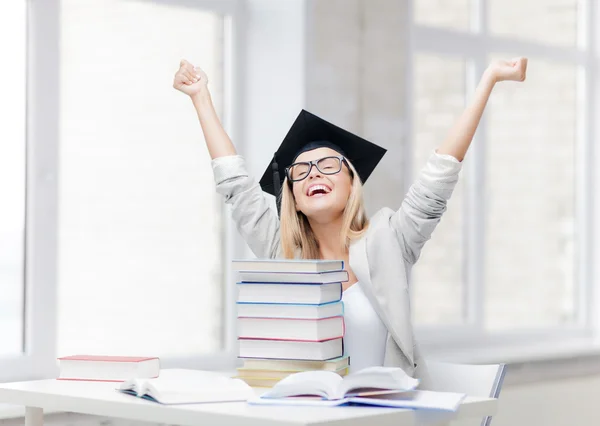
[25,407,43,426]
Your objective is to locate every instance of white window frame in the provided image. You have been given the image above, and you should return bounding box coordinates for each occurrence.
[0,0,245,383]
[407,0,600,354]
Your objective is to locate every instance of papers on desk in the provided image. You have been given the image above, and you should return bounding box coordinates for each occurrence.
[117,369,255,404]
[246,366,464,411]
[248,389,465,411]
[115,367,465,411]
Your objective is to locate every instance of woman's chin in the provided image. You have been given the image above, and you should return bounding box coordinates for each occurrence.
[301,199,344,220]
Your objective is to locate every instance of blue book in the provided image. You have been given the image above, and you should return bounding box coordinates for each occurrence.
[236,282,342,304]
[233,259,344,273]
[238,270,349,284]
[237,300,344,319]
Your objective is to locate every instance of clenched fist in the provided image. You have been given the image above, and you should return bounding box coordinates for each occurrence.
[173,59,209,97]
[487,57,527,83]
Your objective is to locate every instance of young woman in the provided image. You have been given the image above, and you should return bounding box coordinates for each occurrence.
[173,57,527,381]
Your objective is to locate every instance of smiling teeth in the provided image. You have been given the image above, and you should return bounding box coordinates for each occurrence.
[308,185,330,196]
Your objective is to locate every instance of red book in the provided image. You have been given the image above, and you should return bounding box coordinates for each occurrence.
[57,355,160,382]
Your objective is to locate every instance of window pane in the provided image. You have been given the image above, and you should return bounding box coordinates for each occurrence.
[415,0,472,31]
[485,57,577,329]
[411,54,466,326]
[58,0,225,357]
[489,0,579,47]
[0,2,26,357]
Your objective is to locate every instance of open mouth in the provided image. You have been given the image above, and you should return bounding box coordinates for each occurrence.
[306,184,332,197]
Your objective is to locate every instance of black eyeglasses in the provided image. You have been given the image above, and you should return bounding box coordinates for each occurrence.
[285,156,351,182]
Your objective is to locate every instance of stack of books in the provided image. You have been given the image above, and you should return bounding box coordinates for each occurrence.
[233,259,350,387]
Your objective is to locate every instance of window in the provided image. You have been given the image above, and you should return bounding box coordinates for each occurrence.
[411,54,467,326]
[415,0,473,31]
[0,1,27,358]
[57,0,231,358]
[488,0,579,47]
[485,57,578,329]
[0,0,241,384]
[410,0,592,340]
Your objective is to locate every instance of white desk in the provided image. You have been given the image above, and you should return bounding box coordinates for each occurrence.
[0,379,498,426]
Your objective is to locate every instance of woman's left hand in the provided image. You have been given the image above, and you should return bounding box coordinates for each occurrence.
[487,57,528,83]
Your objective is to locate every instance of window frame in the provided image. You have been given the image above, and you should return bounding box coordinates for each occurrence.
[407,0,600,352]
[0,0,245,383]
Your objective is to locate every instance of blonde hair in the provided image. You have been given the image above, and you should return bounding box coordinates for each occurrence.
[279,160,369,259]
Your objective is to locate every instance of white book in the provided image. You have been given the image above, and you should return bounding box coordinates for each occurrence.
[249,389,466,411]
[239,338,343,361]
[258,367,419,400]
[233,259,344,273]
[57,355,160,382]
[349,390,466,410]
[240,355,349,372]
[238,270,349,284]
[237,316,345,341]
[236,300,344,319]
[118,369,255,404]
[236,282,342,304]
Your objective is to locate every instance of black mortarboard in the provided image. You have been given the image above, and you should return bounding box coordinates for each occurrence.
[259,110,387,200]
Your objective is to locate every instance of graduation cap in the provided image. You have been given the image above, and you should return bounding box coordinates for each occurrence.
[259,110,387,201]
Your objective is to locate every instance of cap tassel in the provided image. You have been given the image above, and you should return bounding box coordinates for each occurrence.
[272,153,282,214]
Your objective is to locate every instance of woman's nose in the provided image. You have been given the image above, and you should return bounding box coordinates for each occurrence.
[307,164,322,179]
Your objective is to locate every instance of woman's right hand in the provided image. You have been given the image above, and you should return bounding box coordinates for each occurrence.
[173,59,209,97]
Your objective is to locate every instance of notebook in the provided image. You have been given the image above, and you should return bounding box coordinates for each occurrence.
[258,366,419,400]
[236,300,344,319]
[236,282,342,304]
[249,390,466,411]
[238,337,343,360]
[239,355,349,372]
[117,369,255,404]
[57,355,159,382]
[237,316,345,341]
[238,270,349,284]
[248,366,465,411]
[233,259,344,273]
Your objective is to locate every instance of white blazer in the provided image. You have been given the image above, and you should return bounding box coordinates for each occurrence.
[212,151,462,382]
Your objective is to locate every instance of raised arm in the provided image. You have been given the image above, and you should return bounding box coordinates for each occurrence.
[393,57,528,264]
[173,60,281,258]
[173,59,236,159]
[436,57,527,161]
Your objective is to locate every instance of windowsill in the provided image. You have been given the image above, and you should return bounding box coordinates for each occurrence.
[425,336,600,385]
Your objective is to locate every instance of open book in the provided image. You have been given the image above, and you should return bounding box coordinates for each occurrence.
[117,369,255,404]
[250,366,466,411]
[260,366,419,400]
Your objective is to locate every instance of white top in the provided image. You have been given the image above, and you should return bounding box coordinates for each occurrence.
[342,282,388,374]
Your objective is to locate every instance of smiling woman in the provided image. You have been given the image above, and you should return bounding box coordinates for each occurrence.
[173,56,526,380]
[281,144,367,262]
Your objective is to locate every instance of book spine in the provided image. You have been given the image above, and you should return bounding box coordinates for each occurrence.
[238,335,344,343]
[235,300,343,306]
